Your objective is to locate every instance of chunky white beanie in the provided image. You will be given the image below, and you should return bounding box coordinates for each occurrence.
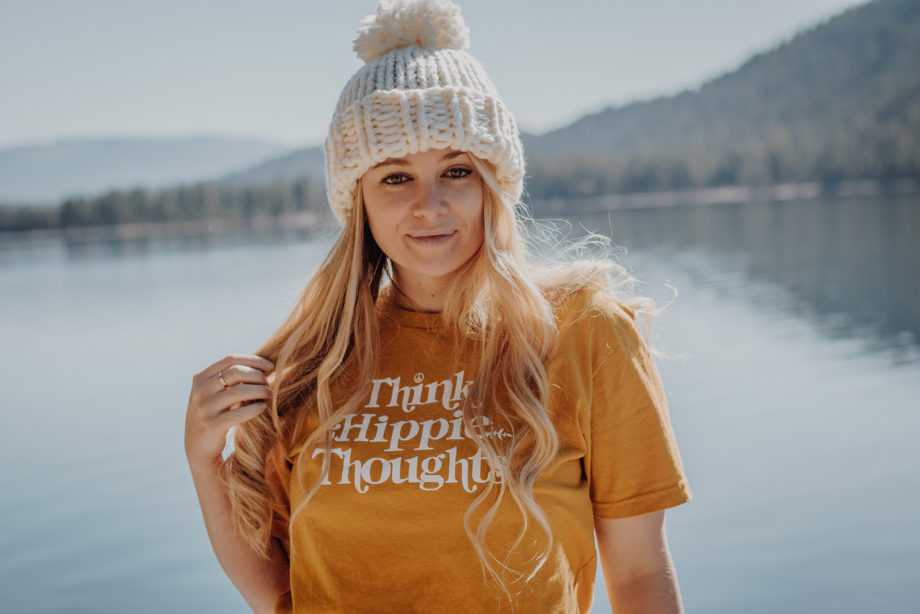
[324,0,525,224]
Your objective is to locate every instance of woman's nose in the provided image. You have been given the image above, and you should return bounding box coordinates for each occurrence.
[411,181,448,217]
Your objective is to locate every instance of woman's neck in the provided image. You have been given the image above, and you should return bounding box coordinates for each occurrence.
[390,273,449,313]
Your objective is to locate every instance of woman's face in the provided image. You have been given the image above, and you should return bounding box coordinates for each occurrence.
[361,148,485,295]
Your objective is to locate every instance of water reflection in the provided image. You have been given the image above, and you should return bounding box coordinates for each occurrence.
[0,221,338,266]
[573,193,920,359]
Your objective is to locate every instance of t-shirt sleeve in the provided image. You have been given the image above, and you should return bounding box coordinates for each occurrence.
[584,297,692,518]
[264,444,292,543]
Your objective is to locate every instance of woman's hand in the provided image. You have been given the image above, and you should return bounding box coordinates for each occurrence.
[185,353,275,469]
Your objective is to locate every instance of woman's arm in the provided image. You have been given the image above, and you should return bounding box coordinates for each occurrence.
[188,458,290,613]
[594,510,684,614]
[185,354,290,613]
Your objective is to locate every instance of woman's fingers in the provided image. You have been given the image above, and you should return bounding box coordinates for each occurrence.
[191,356,275,411]
[198,383,272,416]
[185,354,275,467]
[217,402,270,430]
[201,354,274,380]
[221,383,274,407]
[208,364,271,393]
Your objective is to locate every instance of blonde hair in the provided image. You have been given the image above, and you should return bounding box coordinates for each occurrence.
[222,153,652,596]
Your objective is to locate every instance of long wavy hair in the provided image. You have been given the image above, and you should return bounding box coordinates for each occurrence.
[221,153,652,595]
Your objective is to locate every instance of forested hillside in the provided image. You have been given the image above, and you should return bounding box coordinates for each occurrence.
[524,0,919,197]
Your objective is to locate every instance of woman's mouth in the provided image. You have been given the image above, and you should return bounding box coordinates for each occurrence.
[408,230,457,245]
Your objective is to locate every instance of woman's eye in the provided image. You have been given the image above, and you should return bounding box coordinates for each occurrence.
[381,173,409,185]
[444,167,472,180]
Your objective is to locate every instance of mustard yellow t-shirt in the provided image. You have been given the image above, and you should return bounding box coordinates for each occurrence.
[266,289,691,613]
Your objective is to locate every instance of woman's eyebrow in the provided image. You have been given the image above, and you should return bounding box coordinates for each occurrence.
[370,151,468,170]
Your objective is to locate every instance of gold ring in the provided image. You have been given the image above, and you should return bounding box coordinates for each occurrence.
[218,372,229,389]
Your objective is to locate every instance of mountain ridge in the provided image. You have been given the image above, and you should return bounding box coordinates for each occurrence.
[0,135,291,205]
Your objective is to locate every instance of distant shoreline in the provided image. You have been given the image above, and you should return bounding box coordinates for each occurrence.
[0,211,324,247]
[530,178,920,215]
[2,178,917,247]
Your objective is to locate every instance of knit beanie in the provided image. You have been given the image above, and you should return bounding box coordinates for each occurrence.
[324,0,525,224]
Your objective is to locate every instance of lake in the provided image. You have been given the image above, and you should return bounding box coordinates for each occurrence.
[1,193,918,613]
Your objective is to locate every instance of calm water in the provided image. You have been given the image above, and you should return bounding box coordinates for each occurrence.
[1,194,918,613]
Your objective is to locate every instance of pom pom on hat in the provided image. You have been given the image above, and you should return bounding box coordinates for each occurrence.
[354,0,470,63]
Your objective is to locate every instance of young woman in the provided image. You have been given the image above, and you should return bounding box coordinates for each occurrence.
[185,1,691,612]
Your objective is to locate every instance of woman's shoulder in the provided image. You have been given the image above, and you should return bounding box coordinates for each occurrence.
[549,283,640,332]
[547,283,649,362]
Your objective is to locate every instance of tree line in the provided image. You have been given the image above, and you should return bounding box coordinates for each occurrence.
[0,176,325,233]
[524,120,919,200]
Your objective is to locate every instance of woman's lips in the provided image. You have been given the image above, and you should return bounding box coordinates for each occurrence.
[407,230,457,245]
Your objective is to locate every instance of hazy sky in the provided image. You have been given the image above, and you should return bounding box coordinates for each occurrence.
[1,0,866,149]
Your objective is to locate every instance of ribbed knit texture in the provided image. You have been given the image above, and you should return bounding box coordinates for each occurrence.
[324,1,525,224]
